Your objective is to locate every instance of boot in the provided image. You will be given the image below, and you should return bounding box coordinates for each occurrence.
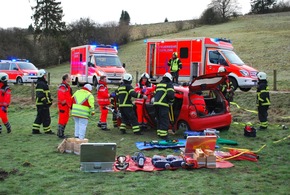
[0,125,2,134]
[32,129,41,134]
[97,121,101,128]
[101,123,110,131]
[4,122,11,134]
[57,124,65,138]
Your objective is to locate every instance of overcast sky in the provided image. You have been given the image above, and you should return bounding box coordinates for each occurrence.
[0,0,251,29]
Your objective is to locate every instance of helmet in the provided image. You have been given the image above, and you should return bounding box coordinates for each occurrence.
[163,72,173,81]
[140,72,149,79]
[173,52,178,57]
[84,84,92,91]
[257,72,267,80]
[0,72,8,82]
[38,69,47,77]
[123,73,133,82]
[218,66,226,72]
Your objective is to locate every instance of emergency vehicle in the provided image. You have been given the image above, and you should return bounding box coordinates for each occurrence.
[0,59,39,84]
[70,45,126,86]
[146,37,258,91]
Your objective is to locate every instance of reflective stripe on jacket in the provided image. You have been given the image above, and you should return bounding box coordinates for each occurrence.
[57,82,72,108]
[256,80,271,106]
[153,81,174,107]
[117,83,142,107]
[72,89,95,118]
[168,58,182,72]
[35,78,52,106]
[97,81,110,106]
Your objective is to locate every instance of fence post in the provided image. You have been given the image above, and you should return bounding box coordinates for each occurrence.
[273,70,277,91]
[31,82,35,102]
[48,72,50,85]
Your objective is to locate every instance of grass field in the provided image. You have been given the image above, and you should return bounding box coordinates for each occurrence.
[0,13,290,194]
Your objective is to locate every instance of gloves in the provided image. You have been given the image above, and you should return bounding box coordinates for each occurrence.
[143,95,148,100]
[110,92,116,98]
[142,88,147,93]
[150,97,155,104]
[2,106,7,113]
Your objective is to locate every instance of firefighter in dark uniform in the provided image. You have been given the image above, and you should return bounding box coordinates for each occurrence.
[256,72,271,130]
[117,73,147,135]
[0,73,12,134]
[153,73,175,139]
[167,52,182,84]
[32,69,54,134]
[217,66,235,103]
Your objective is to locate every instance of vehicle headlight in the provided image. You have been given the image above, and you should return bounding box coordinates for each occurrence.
[240,70,249,76]
[98,70,106,76]
[23,73,28,76]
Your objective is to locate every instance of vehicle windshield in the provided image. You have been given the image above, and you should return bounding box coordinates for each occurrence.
[94,55,122,67]
[18,62,38,70]
[221,50,245,66]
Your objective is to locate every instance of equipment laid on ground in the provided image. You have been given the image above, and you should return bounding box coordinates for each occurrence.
[244,124,257,137]
[131,152,146,168]
[80,143,116,172]
[151,155,185,169]
[144,139,180,146]
[115,155,129,170]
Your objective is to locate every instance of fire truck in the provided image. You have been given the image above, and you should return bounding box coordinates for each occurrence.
[145,37,258,91]
[70,45,126,86]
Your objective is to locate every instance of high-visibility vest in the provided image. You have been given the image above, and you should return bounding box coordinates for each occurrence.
[72,89,94,118]
[168,58,181,72]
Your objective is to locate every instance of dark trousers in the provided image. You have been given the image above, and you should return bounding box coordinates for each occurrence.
[170,71,179,83]
[258,105,269,128]
[119,107,139,127]
[155,105,169,131]
[33,105,51,132]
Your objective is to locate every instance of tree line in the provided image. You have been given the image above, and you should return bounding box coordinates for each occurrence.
[0,0,289,68]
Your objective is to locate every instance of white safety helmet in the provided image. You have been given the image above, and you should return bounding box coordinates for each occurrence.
[84,84,92,91]
[163,72,173,81]
[141,72,149,79]
[38,69,47,77]
[257,72,267,80]
[123,73,133,82]
[218,66,226,72]
[0,72,9,82]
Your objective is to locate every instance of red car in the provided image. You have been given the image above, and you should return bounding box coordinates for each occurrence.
[143,72,232,132]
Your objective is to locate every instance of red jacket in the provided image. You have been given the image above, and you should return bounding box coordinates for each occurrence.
[97,80,110,106]
[190,94,208,115]
[135,82,155,104]
[57,81,72,108]
[0,82,11,107]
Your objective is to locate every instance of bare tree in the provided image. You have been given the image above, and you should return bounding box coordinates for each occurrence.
[209,0,241,21]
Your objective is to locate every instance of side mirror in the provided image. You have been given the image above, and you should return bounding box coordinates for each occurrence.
[88,62,93,67]
[122,63,126,68]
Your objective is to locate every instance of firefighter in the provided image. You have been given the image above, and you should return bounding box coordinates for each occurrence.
[256,72,271,130]
[117,73,147,135]
[32,69,54,134]
[167,52,182,84]
[134,72,155,130]
[97,75,112,131]
[71,84,95,139]
[217,66,234,102]
[57,73,72,138]
[0,73,11,134]
[153,72,175,139]
[190,91,208,116]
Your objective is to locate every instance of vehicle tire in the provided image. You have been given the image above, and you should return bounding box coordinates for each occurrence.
[239,87,251,92]
[218,125,230,131]
[177,121,190,132]
[229,77,238,91]
[15,77,23,85]
[93,77,98,87]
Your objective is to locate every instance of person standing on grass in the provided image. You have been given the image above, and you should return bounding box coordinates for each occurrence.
[71,84,95,139]
[96,75,113,131]
[0,73,11,134]
[32,69,54,134]
[57,73,72,138]
[167,52,182,84]
[117,73,147,135]
[256,72,271,130]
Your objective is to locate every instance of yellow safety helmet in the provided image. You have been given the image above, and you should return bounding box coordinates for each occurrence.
[173,52,178,57]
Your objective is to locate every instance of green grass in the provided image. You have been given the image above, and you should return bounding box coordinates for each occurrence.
[1,13,290,194]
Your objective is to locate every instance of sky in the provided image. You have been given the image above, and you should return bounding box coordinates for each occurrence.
[0,0,251,29]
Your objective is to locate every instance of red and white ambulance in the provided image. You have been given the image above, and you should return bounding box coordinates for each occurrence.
[146,37,258,91]
[70,45,126,86]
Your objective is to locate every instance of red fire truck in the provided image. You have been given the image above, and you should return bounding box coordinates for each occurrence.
[70,45,126,86]
[145,37,258,91]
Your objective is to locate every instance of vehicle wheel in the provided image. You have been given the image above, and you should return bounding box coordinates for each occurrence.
[93,77,98,87]
[15,77,23,85]
[177,121,190,132]
[218,125,230,131]
[239,87,251,92]
[229,77,238,91]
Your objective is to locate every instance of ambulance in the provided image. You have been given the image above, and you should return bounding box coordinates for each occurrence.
[70,45,126,86]
[145,37,258,91]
